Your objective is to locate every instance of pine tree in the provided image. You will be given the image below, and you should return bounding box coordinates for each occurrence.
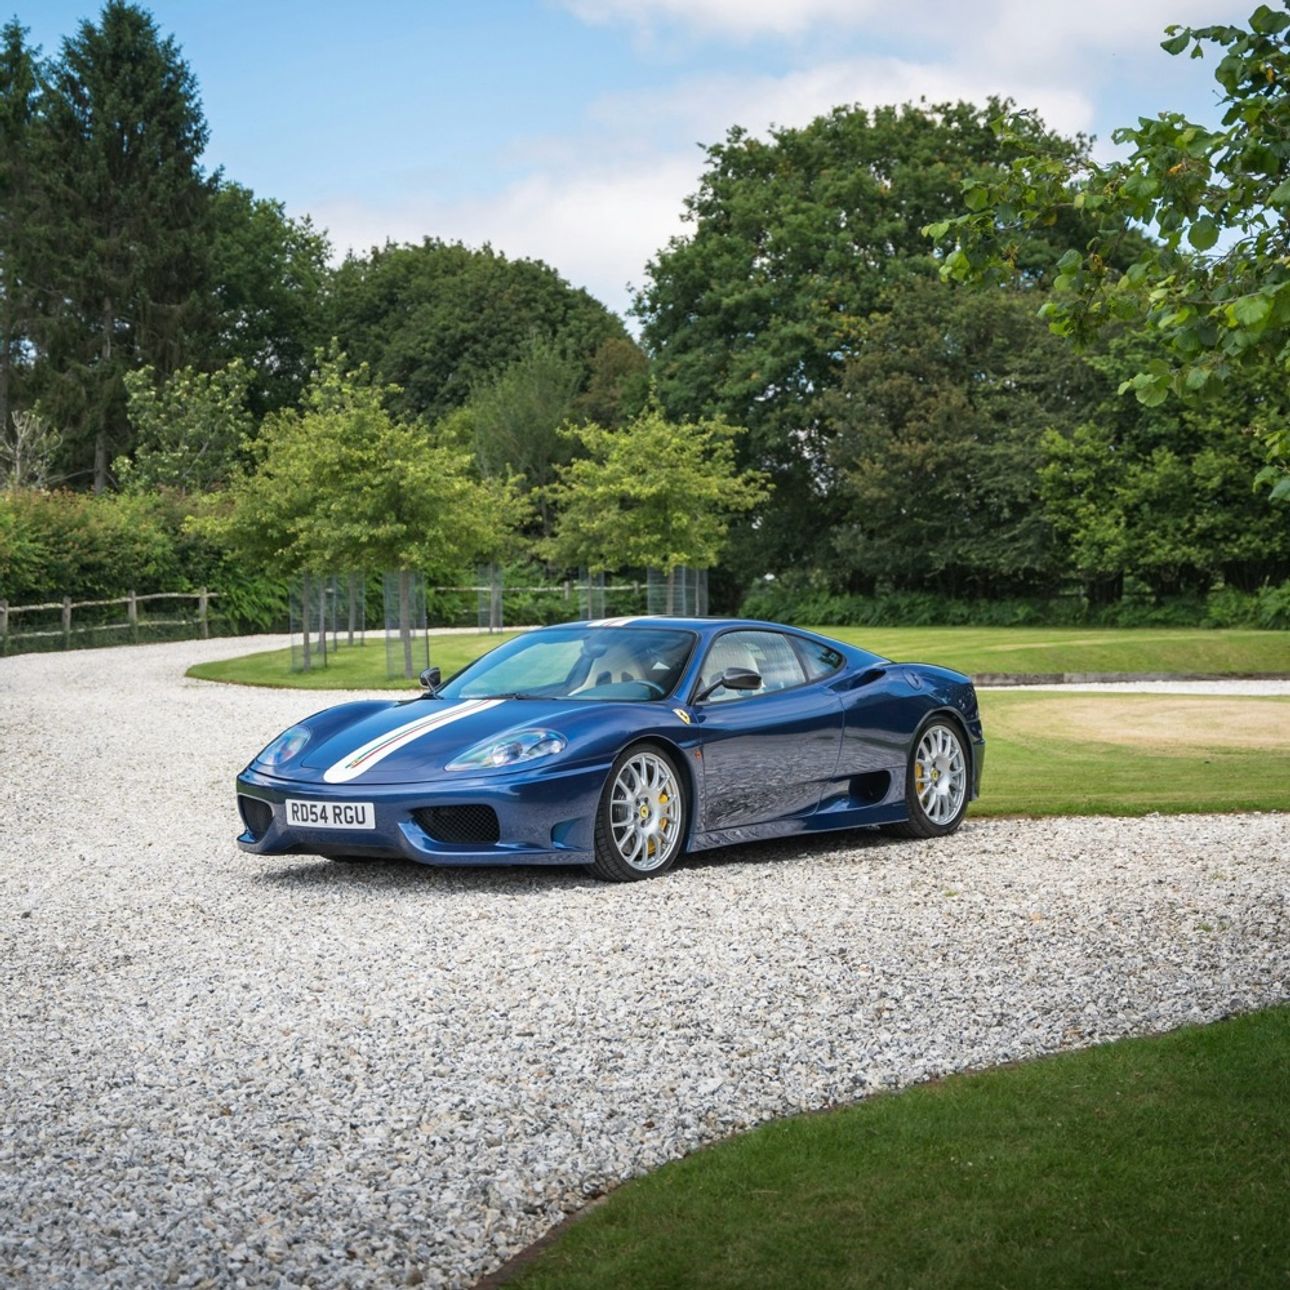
[0,19,39,441]
[31,1,215,490]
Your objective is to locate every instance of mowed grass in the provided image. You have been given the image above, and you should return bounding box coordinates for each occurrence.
[818,624,1290,676]
[189,631,1290,817]
[975,691,1290,816]
[510,1007,1290,1290]
[187,632,518,690]
[189,626,1290,691]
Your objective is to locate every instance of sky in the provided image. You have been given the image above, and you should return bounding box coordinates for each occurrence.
[18,0,1254,321]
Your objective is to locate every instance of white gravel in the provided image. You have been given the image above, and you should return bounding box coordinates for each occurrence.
[1,636,1287,1289]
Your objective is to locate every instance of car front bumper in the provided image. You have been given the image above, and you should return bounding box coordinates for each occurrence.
[235,759,610,866]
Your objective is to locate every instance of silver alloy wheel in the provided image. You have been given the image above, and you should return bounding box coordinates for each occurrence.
[914,724,967,825]
[609,749,682,872]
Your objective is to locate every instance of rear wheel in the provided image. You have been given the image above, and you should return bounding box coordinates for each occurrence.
[883,718,970,839]
[591,743,686,881]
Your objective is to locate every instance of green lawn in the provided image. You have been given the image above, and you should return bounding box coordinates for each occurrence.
[975,690,1290,816]
[818,624,1290,677]
[509,1007,1290,1290]
[189,632,1290,818]
[189,625,1290,692]
[188,632,518,690]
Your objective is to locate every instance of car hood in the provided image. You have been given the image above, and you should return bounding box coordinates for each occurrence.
[287,696,608,785]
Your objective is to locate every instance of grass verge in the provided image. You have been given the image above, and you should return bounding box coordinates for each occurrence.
[186,626,1290,692]
[817,624,1290,676]
[186,632,517,690]
[189,635,1290,818]
[974,691,1290,816]
[506,1007,1290,1289]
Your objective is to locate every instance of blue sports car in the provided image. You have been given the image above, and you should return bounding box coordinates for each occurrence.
[236,617,984,881]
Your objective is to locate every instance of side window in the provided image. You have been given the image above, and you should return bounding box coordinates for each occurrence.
[699,630,807,703]
[795,637,845,682]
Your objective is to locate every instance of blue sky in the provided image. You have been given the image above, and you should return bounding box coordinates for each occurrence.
[18,0,1253,319]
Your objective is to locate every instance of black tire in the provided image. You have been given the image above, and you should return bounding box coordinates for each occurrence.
[881,717,970,839]
[590,742,688,882]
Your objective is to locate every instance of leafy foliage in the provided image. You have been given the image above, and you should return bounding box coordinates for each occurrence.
[930,4,1290,497]
[465,335,583,538]
[326,239,631,426]
[637,100,1106,579]
[210,182,332,417]
[1039,342,1290,598]
[202,350,523,578]
[0,18,39,441]
[29,1,215,491]
[0,408,61,489]
[119,360,253,492]
[542,400,769,575]
[827,280,1105,596]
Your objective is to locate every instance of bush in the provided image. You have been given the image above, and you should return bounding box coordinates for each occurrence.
[739,581,1290,630]
[1256,580,1290,630]
[0,488,286,633]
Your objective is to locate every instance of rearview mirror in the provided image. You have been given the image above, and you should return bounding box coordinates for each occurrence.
[695,665,762,703]
[419,666,442,695]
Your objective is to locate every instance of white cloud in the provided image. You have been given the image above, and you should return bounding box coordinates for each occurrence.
[308,0,1252,323]
[562,0,886,38]
[311,155,698,322]
[563,0,1245,56]
[594,56,1096,142]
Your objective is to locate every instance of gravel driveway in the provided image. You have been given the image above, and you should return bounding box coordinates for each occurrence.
[2,637,1287,1288]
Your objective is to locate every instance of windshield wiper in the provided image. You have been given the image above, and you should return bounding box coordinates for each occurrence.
[476,692,546,701]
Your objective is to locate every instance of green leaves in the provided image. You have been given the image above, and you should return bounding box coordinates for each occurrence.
[1250,4,1290,35]
[1187,215,1219,250]
[542,402,770,575]
[1229,293,1272,328]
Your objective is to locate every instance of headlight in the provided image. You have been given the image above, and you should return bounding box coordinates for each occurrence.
[255,723,311,768]
[446,728,566,772]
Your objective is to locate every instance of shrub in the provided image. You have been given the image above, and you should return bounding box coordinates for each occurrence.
[738,581,1288,630]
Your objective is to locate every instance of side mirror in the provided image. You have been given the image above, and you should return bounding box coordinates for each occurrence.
[695,665,762,703]
[419,666,442,696]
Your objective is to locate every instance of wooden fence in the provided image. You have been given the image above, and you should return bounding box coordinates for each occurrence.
[0,589,214,651]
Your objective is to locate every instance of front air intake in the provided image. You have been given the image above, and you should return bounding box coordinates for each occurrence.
[238,794,273,840]
[413,805,501,845]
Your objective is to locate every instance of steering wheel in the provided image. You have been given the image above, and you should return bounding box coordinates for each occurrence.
[639,678,667,699]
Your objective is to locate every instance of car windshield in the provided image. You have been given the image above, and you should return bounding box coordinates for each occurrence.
[438,626,696,703]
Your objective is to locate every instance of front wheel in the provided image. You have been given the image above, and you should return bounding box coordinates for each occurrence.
[591,743,687,882]
[883,719,970,839]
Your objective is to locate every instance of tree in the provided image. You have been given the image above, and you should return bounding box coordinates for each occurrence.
[0,408,61,489]
[636,100,1105,583]
[1038,338,1290,598]
[466,335,582,538]
[326,239,630,426]
[202,350,523,674]
[29,0,215,491]
[573,336,650,427]
[118,359,253,492]
[826,279,1106,597]
[542,400,769,607]
[931,5,1290,499]
[0,19,39,440]
[210,181,331,418]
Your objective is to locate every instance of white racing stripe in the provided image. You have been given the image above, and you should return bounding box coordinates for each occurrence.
[587,616,638,627]
[323,699,502,784]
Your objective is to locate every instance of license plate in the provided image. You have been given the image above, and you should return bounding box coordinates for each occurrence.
[285,799,375,830]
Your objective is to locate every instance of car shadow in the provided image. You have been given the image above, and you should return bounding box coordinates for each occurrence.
[245,827,906,895]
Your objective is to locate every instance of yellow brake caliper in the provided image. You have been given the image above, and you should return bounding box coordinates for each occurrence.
[915,760,927,794]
